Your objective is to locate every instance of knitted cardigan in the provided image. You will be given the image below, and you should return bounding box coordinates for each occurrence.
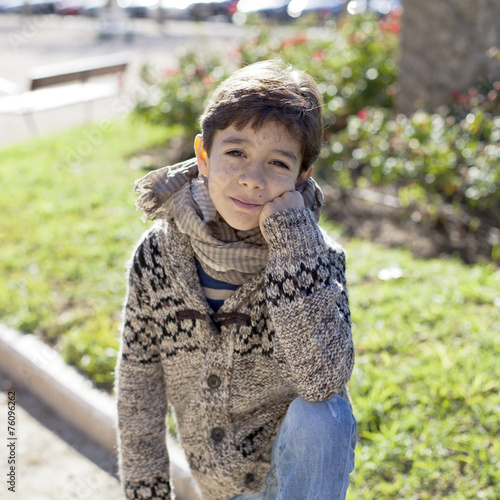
[116,207,355,500]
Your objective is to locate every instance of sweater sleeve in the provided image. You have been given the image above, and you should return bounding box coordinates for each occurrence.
[263,207,354,402]
[116,237,171,500]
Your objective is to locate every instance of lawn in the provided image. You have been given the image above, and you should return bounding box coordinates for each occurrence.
[335,229,500,498]
[0,117,499,498]
[0,116,163,385]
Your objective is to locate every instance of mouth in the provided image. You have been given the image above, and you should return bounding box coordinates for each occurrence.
[231,197,261,210]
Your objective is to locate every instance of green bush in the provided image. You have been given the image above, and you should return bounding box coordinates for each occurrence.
[237,12,399,133]
[323,107,500,218]
[134,12,399,143]
[135,50,235,140]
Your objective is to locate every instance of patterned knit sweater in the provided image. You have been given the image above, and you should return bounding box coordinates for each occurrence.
[116,207,355,500]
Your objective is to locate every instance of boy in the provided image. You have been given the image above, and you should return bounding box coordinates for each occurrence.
[117,60,356,500]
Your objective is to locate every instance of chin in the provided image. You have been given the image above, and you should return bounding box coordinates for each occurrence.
[226,219,259,232]
[233,224,259,232]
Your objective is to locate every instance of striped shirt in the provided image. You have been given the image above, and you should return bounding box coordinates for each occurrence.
[195,259,240,312]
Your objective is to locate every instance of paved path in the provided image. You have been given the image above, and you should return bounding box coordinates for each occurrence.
[0,369,123,499]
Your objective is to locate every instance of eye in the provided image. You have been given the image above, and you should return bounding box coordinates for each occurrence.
[271,160,290,170]
[226,150,245,158]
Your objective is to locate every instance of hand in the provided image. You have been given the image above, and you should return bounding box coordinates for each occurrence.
[259,190,305,243]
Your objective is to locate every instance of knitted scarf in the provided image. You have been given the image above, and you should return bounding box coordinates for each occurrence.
[134,158,324,285]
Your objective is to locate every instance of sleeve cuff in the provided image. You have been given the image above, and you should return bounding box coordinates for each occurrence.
[124,475,171,499]
[263,207,325,256]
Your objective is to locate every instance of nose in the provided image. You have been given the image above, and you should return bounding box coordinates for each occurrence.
[239,162,265,189]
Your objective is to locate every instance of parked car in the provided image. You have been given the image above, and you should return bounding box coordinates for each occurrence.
[55,0,88,15]
[287,0,346,19]
[117,0,156,18]
[0,0,22,13]
[234,0,291,23]
[156,0,194,21]
[347,0,401,16]
[81,0,107,17]
[188,0,237,21]
[0,0,57,14]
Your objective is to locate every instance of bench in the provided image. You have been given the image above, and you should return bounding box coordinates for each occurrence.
[0,52,129,134]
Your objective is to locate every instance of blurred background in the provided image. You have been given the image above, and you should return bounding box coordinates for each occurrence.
[1,1,499,499]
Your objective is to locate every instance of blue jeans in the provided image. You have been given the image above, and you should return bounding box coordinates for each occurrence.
[229,395,357,500]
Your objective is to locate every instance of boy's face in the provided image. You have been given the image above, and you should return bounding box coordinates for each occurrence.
[195,121,313,232]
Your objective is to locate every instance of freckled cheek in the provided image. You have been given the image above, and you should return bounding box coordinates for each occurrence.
[271,179,296,198]
[207,171,229,190]
[217,161,237,177]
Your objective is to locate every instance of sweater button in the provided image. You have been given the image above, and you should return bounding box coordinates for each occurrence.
[245,473,255,485]
[207,374,221,389]
[211,427,225,442]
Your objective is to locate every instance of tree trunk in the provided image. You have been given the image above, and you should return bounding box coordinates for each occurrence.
[397,0,500,114]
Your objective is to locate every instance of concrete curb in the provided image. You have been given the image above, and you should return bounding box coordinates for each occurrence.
[0,323,201,500]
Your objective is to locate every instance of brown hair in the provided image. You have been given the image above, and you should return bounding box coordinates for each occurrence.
[199,60,323,173]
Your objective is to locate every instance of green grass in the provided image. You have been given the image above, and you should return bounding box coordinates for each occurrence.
[0,116,163,386]
[328,223,500,499]
[1,119,499,498]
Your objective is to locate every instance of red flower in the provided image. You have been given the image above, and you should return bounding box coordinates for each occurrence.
[281,33,307,49]
[379,18,401,34]
[357,109,369,121]
[202,75,215,87]
[451,89,469,106]
[389,6,403,19]
[487,90,498,102]
[163,68,179,77]
[313,50,325,62]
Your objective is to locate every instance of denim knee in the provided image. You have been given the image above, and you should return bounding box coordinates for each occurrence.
[282,395,356,449]
[271,395,357,500]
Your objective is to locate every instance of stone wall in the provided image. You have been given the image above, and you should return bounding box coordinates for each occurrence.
[397,0,500,114]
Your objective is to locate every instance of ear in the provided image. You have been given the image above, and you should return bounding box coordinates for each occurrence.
[295,165,314,187]
[194,135,209,176]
